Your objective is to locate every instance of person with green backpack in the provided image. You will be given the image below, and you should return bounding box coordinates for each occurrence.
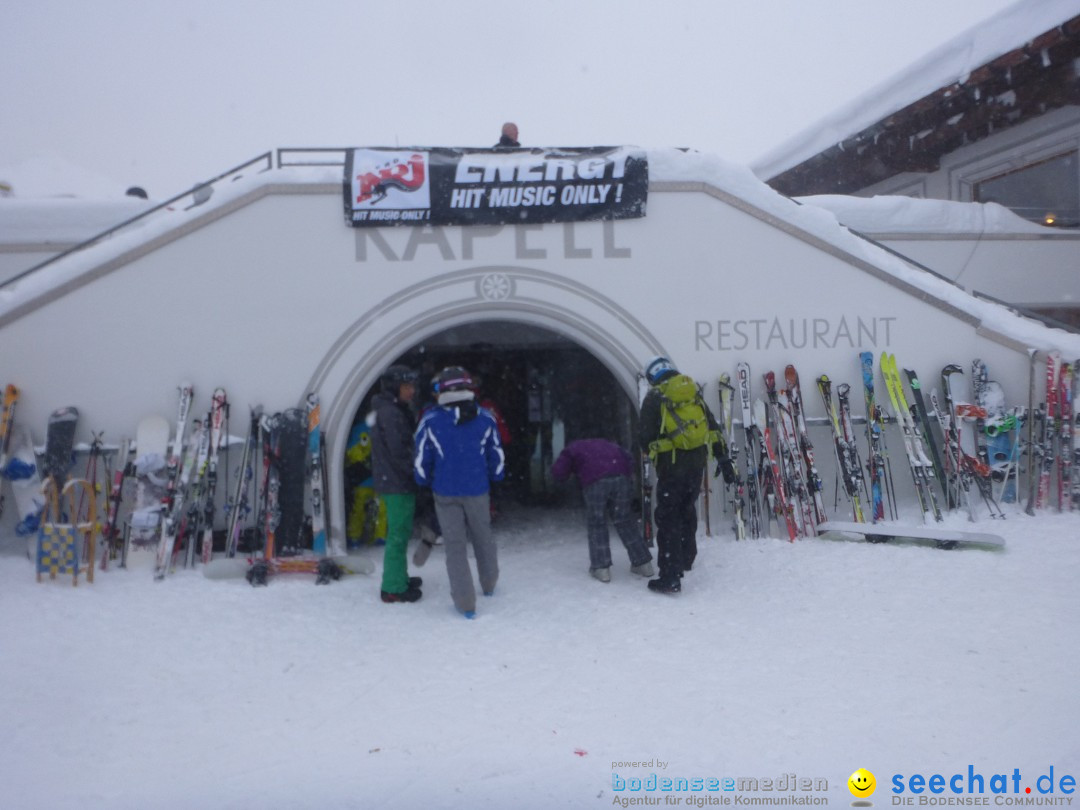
[639,356,736,594]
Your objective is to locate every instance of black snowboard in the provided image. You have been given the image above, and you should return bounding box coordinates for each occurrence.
[43,406,79,486]
[270,408,308,557]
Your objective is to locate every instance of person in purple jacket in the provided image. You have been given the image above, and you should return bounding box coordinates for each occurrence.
[551,438,654,583]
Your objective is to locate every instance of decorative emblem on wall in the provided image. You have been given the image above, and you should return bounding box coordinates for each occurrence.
[477,273,514,301]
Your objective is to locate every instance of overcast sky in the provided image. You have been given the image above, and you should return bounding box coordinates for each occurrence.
[1,0,1023,198]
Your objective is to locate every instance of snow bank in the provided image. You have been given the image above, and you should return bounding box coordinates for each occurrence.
[1,507,1077,809]
[794,194,1055,235]
[0,198,155,244]
[0,154,130,200]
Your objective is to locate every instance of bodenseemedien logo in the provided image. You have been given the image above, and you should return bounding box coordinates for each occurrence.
[609,769,829,806]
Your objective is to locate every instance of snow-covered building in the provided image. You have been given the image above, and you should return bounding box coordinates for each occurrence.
[754,1,1080,327]
[2,146,1079,551]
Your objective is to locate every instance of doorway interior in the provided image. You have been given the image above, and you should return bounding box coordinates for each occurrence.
[344,319,640,529]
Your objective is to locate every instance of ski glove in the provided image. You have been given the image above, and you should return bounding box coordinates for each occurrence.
[716,456,738,485]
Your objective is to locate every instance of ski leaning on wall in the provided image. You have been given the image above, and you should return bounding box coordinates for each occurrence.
[154,384,194,580]
[4,380,388,586]
[16,344,1078,565]
[817,374,865,523]
[716,374,746,539]
[0,384,18,520]
[814,352,1011,548]
[675,353,1026,548]
[734,363,764,539]
[636,374,655,546]
[1024,351,1078,514]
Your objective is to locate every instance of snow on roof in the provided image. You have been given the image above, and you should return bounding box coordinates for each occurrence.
[794,194,1056,235]
[0,198,155,244]
[0,154,129,199]
[1,148,1078,356]
[751,0,1080,181]
[647,148,1080,354]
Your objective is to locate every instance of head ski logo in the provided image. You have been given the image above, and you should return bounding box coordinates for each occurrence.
[354,153,427,206]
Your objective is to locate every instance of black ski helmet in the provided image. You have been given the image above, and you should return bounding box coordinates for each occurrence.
[380,364,418,392]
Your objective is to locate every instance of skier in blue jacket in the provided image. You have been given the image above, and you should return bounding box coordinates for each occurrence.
[414,366,505,618]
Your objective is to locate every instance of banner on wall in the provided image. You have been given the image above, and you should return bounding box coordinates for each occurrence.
[343,146,647,227]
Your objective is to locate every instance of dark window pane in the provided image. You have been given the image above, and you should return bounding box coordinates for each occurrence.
[974,152,1079,228]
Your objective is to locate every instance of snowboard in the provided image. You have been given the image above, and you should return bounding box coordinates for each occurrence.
[123,415,171,570]
[817,520,1004,549]
[979,377,1018,502]
[204,553,374,580]
[42,406,79,487]
[271,408,308,557]
[5,425,45,551]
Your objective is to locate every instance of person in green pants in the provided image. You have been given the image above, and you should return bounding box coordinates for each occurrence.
[370,365,423,603]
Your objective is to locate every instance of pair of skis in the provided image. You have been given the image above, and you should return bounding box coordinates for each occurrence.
[636,375,655,545]
[933,364,1006,520]
[716,374,746,539]
[765,368,826,538]
[858,351,896,522]
[879,354,944,523]
[1026,351,1078,513]
[817,374,868,522]
[731,362,820,541]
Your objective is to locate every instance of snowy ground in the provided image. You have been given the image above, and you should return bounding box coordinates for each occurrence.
[1,504,1078,809]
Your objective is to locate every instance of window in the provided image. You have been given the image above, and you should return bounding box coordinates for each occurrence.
[973,151,1080,228]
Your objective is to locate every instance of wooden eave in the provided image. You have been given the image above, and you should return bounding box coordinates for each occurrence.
[767,14,1080,197]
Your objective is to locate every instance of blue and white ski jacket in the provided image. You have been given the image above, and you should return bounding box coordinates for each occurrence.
[414,402,505,497]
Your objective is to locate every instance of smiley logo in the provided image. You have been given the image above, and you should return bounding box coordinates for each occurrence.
[848,768,876,798]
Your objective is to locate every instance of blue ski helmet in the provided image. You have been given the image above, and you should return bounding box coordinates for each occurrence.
[645,356,678,386]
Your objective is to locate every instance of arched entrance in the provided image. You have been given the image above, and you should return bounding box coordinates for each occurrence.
[304,266,667,543]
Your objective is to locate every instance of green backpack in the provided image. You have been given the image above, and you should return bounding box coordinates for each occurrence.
[649,374,719,461]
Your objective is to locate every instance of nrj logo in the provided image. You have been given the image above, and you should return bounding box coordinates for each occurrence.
[352,150,429,207]
[890,765,1076,805]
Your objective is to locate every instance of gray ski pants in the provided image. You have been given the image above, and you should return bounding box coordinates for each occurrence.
[583,475,652,570]
[434,493,498,613]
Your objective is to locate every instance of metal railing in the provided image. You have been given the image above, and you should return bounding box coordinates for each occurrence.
[0,151,275,291]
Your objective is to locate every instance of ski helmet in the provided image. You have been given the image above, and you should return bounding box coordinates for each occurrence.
[380,364,418,392]
[645,356,678,385]
[433,366,475,394]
